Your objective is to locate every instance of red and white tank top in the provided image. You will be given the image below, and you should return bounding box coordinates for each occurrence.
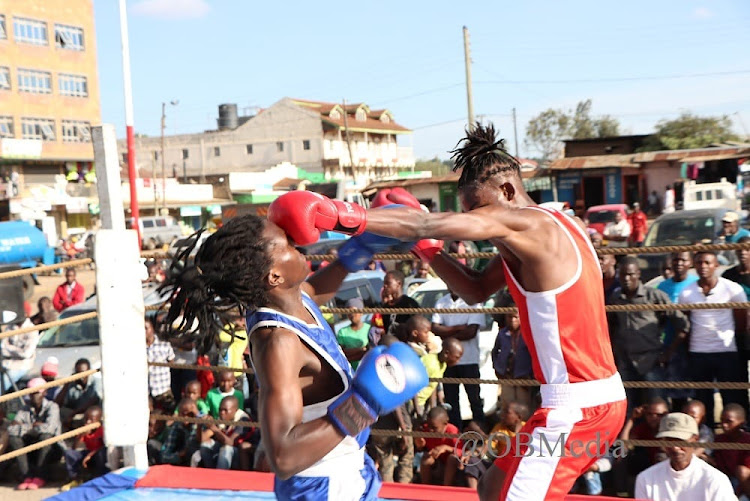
[502,207,616,384]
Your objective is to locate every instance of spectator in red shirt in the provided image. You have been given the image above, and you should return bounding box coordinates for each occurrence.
[713,403,750,496]
[61,406,106,491]
[628,202,649,247]
[52,269,85,312]
[415,406,462,486]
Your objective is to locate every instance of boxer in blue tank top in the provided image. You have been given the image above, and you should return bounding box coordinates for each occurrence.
[161,214,427,501]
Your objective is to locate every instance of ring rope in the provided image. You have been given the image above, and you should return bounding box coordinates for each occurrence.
[0,422,101,464]
[148,361,254,375]
[149,414,750,450]
[0,368,100,405]
[0,311,98,340]
[0,258,93,280]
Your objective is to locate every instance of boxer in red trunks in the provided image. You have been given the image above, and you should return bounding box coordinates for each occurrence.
[268,123,626,500]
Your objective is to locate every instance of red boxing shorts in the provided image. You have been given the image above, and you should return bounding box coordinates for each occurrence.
[494,373,627,500]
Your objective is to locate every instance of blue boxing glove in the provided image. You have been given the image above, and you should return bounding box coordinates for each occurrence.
[328,342,428,437]
[337,205,414,272]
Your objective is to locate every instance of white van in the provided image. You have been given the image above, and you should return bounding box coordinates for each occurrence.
[127,216,183,250]
[682,178,740,212]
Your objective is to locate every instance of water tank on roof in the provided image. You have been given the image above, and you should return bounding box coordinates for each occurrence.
[217,103,238,131]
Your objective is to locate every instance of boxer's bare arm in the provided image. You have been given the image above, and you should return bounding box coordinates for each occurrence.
[430,253,507,305]
[302,261,349,306]
[253,328,344,479]
[478,463,506,500]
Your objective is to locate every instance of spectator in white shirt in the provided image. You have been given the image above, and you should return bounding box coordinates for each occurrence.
[603,211,631,247]
[431,291,485,427]
[678,250,748,427]
[635,412,736,500]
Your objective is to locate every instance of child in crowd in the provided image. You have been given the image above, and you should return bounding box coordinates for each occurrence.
[160,399,200,466]
[415,406,462,486]
[183,380,209,416]
[61,406,107,491]
[147,396,166,466]
[682,400,714,461]
[206,370,244,418]
[489,400,529,456]
[414,337,463,417]
[199,395,252,470]
[713,403,750,497]
[335,298,371,371]
[406,315,442,357]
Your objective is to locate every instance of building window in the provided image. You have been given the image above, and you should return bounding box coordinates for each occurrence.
[21,117,55,141]
[0,116,13,138]
[182,149,189,159]
[330,110,340,120]
[0,67,10,90]
[122,153,128,163]
[17,68,52,94]
[0,15,6,40]
[13,17,48,45]
[59,74,88,97]
[61,120,91,142]
[303,140,311,151]
[381,114,390,124]
[214,146,220,156]
[153,151,159,161]
[355,108,366,121]
[246,144,253,154]
[276,141,284,153]
[54,24,84,50]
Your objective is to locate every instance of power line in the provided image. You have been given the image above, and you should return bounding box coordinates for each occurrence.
[474,69,750,85]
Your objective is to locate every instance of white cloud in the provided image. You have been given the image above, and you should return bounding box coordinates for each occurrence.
[131,0,210,20]
[693,7,714,19]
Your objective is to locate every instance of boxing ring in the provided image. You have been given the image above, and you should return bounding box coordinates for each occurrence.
[0,127,748,500]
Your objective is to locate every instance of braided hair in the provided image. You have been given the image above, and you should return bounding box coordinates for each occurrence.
[159,214,271,354]
[449,123,521,189]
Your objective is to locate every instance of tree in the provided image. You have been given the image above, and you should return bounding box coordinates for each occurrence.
[639,112,738,151]
[414,157,453,177]
[524,99,621,163]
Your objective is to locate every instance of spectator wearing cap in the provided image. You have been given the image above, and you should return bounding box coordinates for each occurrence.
[628,202,648,247]
[719,211,750,244]
[635,412,735,500]
[40,356,61,401]
[334,298,371,371]
[8,377,61,491]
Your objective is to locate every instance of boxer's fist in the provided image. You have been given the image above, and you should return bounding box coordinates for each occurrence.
[267,191,367,245]
[328,342,428,436]
[371,187,421,210]
[412,239,444,264]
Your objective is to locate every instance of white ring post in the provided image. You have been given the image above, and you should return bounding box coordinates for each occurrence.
[93,124,149,470]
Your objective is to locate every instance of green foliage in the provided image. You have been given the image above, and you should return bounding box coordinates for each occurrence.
[639,112,739,151]
[525,99,621,163]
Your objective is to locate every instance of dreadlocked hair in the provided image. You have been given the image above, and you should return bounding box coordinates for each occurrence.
[158,215,271,354]
[449,122,521,189]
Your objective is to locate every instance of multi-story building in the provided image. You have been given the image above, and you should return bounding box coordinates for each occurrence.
[120,97,415,185]
[0,0,100,232]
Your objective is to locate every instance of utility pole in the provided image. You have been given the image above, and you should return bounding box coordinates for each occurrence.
[342,99,356,180]
[160,102,166,215]
[512,107,519,157]
[463,26,475,131]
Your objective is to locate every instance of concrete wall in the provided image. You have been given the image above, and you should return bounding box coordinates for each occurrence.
[643,161,680,196]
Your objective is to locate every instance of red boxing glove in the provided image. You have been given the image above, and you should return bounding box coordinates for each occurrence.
[371,187,421,210]
[412,239,444,264]
[267,191,367,245]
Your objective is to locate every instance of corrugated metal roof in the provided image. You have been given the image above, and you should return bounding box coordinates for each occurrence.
[633,145,750,163]
[549,154,637,170]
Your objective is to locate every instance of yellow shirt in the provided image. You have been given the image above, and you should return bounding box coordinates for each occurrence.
[490,421,526,455]
[220,324,249,377]
[416,353,447,407]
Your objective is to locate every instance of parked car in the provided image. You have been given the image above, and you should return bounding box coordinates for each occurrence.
[326,270,385,332]
[408,278,499,421]
[28,283,171,379]
[127,216,184,250]
[638,208,737,282]
[584,204,630,236]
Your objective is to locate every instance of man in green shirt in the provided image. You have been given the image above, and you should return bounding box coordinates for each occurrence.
[335,298,371,370]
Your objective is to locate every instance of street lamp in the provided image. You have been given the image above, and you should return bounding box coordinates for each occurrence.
[160,100,179,214]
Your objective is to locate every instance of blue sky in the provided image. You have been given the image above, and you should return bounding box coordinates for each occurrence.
[94,0,750,160]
